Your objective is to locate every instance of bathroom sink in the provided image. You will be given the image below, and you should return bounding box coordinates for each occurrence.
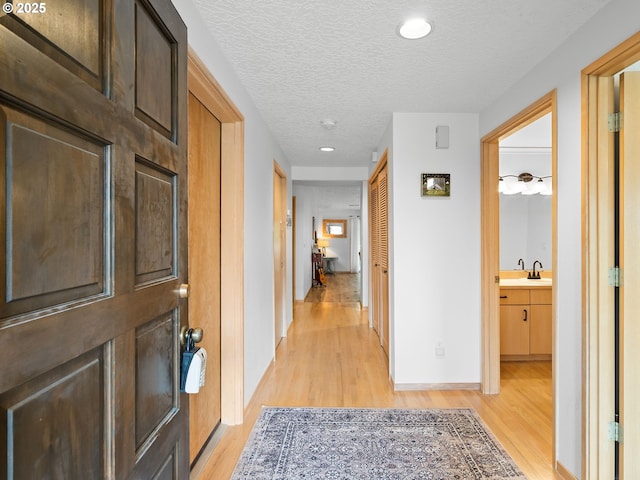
[499,277,552,287]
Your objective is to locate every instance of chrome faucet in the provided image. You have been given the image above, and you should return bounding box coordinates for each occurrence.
[528,260,543,279]
[517,258,525,270]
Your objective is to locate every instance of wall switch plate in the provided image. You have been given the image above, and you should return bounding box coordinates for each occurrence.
[435,340,445,357]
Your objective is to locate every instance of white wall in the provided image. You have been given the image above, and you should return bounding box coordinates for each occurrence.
[480,0,640,475]
[380,113,481,385]
[173,0,293,404]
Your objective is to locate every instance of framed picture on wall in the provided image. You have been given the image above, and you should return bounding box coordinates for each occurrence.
[421,173,450,197]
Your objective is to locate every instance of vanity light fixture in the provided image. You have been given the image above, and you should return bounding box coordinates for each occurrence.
[319,146,335,152]
[499,172,552,195]
[398,17,433,40]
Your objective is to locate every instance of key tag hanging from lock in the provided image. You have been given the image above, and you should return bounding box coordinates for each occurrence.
[180,328,207,394]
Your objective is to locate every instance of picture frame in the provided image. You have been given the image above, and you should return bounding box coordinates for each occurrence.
[421,173,450,197]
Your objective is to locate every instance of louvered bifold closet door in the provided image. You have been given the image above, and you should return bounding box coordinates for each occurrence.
[369,181,380,336]
[377,166,390,356]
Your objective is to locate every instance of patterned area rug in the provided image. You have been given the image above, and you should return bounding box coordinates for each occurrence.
[231,407,526,479]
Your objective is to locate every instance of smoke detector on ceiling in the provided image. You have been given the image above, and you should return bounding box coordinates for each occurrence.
[320,119,337,129]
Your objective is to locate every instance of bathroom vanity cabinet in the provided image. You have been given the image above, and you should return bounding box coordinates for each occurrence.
[500,286,552,360]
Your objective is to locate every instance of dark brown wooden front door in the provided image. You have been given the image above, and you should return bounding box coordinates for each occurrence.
[0,0,189,478]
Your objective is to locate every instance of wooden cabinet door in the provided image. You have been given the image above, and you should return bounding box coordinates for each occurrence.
[500,305,530,355]
[0,1,189,478]
[530,304,552,354]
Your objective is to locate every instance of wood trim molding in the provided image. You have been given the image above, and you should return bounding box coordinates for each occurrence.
[556,461,578,480]
[369,148,388,184]
[188,48,245,426]
[394,383,481,391]
[581,32,640,480]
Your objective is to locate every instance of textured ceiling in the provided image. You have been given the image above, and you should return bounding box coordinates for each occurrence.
[192,0,612,167]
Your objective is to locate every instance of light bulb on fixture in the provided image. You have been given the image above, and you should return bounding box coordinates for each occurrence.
[499,172,552,195]
[398,17,433,39]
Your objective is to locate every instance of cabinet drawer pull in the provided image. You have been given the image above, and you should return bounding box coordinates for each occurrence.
[523,309,528,322]
[500,295,507,299]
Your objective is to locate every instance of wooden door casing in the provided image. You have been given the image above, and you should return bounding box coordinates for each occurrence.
[0,1,189,478]
[187,93,222,464]
[273,163,286,349]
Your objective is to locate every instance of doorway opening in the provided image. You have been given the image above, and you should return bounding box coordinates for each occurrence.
[480,91,558,463]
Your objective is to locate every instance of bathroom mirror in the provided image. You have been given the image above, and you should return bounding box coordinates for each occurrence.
[499,114,552,270]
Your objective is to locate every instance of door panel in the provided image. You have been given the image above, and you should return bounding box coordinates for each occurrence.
[0,0,189,478]
[369,156,389,357]
[1,105,105,317]
[620,70,640,480]
[369,181,380,337]
[378,167,389,356]
[188,93,222,463]
[0,0,104,89]
[0,348,104,479]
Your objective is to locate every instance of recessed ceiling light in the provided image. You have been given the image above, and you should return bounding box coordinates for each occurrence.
[398,17,433,40]
[319,147,335,152]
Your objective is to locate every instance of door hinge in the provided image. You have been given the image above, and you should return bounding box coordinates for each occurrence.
[608,112,623,132]
[608,421,623,443]
[608,267,623,287]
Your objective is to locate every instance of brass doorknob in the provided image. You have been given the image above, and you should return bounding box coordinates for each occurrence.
[178,283,190,298]
[180,326,203,345]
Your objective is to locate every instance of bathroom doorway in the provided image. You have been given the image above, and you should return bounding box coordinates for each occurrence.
[480,91,557,392]
[480,91,558,461]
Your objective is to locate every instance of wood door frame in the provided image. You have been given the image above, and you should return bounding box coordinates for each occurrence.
[581,31,640,480]
[188,49,245,426]
[481,91,557,394]
[273,161,287,348]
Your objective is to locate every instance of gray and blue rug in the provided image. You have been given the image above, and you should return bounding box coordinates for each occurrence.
[231,407,526,479]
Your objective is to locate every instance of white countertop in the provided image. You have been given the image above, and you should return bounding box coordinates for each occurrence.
[499,278,552,287]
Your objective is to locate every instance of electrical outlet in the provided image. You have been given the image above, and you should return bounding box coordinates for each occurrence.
[435,340,445,357]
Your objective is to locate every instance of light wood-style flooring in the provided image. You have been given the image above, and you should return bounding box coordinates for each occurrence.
[197,274,563,479]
